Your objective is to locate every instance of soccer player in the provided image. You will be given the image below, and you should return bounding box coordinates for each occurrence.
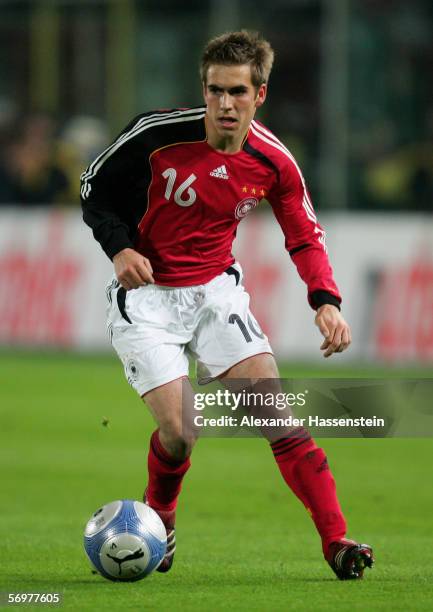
[81,31,374,580]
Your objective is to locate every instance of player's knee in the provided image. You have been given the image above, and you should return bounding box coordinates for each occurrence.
[160,427,195,461]
[167,436,194,461]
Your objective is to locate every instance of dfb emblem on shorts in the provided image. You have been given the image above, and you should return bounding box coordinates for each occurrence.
[125,358,140,385]
[235,197,258,220]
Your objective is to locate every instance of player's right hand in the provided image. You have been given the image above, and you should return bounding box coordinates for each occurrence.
[113,248,155,290]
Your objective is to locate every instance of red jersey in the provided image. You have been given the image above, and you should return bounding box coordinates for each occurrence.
[81,107,341,309]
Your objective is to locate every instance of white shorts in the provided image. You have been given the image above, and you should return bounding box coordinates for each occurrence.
[106,263,273,396]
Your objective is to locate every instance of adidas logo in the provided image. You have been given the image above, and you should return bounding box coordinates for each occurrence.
[210,165,229,180]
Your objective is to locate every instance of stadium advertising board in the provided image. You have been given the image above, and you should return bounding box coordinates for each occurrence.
[0,208,432,362]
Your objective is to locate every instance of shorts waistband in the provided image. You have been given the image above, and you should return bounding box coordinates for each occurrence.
[224,265,240,286]
[108,263,242,295]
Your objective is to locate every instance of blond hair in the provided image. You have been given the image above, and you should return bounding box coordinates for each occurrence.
[200,30,274,88]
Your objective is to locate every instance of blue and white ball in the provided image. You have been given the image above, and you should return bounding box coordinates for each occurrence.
[84,500,167,581]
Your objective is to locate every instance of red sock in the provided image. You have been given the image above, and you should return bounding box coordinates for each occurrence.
[271,428,346,555]
[146,430,191,514]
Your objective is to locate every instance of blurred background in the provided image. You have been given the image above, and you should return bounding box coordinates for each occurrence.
[2,5,433,605]
[0,0,432,364]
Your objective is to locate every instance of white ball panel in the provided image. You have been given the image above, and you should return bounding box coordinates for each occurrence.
[133,501,167,542]
[84,500,122,537]
[99,533,151,580]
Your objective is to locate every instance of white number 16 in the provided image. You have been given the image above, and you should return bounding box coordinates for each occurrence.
[162,168,197,207]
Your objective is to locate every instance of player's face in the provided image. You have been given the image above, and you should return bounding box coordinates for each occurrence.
[203,64,267,152]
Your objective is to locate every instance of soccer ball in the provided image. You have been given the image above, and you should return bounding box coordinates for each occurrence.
[84,500,167,581]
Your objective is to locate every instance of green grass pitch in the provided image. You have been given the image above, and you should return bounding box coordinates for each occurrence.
[1,353,433,611]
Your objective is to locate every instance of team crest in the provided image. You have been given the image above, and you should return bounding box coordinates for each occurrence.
[125,358,140,385]
[235,197,259,220]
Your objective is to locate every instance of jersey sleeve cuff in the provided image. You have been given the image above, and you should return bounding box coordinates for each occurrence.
[103,231,135,260]
[309,290,341,311]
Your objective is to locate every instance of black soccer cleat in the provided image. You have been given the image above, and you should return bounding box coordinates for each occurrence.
[144,493,176,573]
[326,538,374,580]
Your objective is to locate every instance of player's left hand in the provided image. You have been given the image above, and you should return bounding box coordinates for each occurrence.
[315,304,351,358]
